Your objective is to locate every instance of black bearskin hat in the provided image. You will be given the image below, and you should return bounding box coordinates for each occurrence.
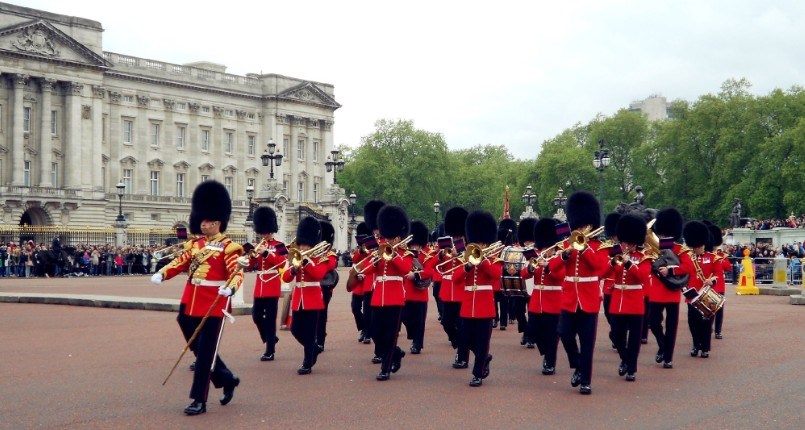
[191,180,232,232]
[378,205,410,239]
[188,212,202,235]
[654,207,684,241]
[518,218,537,245]
[498,218,518,246]
[616,214,647,245]
[410,221,429,247]
[296,217,321,247]
[363,200,386,232]
[708,224,723,247]
[605,212,621,238]
[683,221,709,248]
[320,220,335,245]
[534,218,558,249]
[356,221,371,238]
[465,210,497,245]
[253,206,278,235]
[566,191,601,230]
[444,207,469,237]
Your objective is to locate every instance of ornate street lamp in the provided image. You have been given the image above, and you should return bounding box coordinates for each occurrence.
[115,181,126,222]
[593,138,611,224]
[347,191,358,251]
[553,187,567,221]
[521,184,537,218]
[433,201,441,230]
[325,150,345,184]
[260,138,283,179]
[246,185,255,222]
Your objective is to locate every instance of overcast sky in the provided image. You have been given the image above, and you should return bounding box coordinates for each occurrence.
[18,0,805,159]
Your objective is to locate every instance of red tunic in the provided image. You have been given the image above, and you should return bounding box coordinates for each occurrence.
[609,252,651,315]
[521,254,565,314]
[560,238,609,313]
[250,239,287,298]
[454,258,503,318]
[684,252,718,303]
[160,233,244,318]
[281,258,329,311]
[363,248,414,307]
[648,243,692,304]
[437,250,467,303]
[404,250,430,303]
[349,249,365,295]
[713,251,731,294]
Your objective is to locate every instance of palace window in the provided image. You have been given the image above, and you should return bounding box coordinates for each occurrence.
[123,95,135,103]
[313,182,319,203]
[225,131,234,154]
[313,140,319,162]
[247,178,255,188]
[247,135,255,156]
[51,162,58,187]
[224,176,233,195]
[123,120,133,144]
[176,126,186,149]
[51,110,58,135]
[176,173,185,197]
[23,107,31,132]
[201,129,210,151]
[283,137,290,160]
[201,174,210,183]
[150,171,159,196]
[297,139,306,160]
[23,161,30,186]
[151,123,160,147]
[297,181,305,201]
[123,169,133,194]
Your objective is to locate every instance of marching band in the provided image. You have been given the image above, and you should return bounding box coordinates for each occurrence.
[155,182,729,414]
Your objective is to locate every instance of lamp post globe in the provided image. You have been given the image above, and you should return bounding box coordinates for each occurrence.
[115,181,126,222]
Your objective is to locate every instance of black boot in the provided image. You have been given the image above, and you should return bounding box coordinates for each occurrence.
[220,376,240,405]
[184,401,206,415]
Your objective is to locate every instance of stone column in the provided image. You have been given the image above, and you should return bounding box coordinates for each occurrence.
[10,74,28,186]
[38,78,57,187]
[64,82,84,189]
[91,86,105,191]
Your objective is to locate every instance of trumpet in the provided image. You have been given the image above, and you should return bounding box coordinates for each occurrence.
[442,241,504,274]
[151,240,193,264]
[287,241,330,269]
[354,235,413,274]
[236,238,270,269]
[567,226,605,252]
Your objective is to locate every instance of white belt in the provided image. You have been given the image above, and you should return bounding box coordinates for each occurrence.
[191,279,227,287]
[564,276,598,282]
[465,285,493,291]
[536,285,562,291]
[256,269,278,275]
[377,276,404,282]
[442,275,453,280]
[295,282,321,288]
[614,284,642,290]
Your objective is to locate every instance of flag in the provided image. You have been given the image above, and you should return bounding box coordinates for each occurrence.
[502,185,511,219]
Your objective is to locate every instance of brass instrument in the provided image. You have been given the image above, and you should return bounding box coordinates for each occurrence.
[151,239,193,264]
[643,219,660,259]
[442,241,504,274]
[236,238,269,267]
[567,226,605,252]
[354,235,413,274]
[288,241,330,269]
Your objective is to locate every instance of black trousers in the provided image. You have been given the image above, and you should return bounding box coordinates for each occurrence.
[641,298,651,340]
[509,296,528,333]
[649,302,679,364]
[316,287,335,347]
[558,309,598,386]
[459,318,493,378]
[189,316,237,403]
[611,314,643,374]
[371,306,403,374]
[350,293,365,332]
[602,294,615,345]
[402,301,428,349]
[714,305,725,335]
[177,303,201,355]
[432,281,444,319]
[687,304,713,352]
[527,312,560,368]
[291,309,321,368]
[495,292,509,326]
[441,301,462,348]
[362,292,374,340]
[252,297,279,355]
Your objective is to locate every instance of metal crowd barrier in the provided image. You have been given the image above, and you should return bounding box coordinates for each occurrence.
[725,256,803,287]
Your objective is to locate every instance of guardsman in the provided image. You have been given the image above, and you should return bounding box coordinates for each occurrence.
[176,212,202,371]
[452,210,501,386]
[362,200,386,362]
[608,215,651,381]
[517,217,538,349]
[430,226,445,321]
[680,221,717,358]
[281,217,329,375]
[708,223,730,340]
[557,191,608,395]
[438,207,469,359]
[249,206,288,362]
[349,222,372,342]
[361,205,413,381]
[600,212,621,349]
[315,220,339,353]
[495,218,518,331]
[403,220,432,354]
[521,218,565,375]
[152,181,243,415]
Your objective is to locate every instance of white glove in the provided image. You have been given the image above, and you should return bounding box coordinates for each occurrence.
[218,286,234,297]
[150,273,163,285]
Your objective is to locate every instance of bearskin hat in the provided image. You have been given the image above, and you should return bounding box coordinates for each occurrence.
[498,218,518,246]
[356,221,371,238]
[654,207,684,241]
[253,206,278,235]
[363,200,386,232]
[188,211,202,235]
[444,207,469,237]
[320,220,335,245]
[708,224,723,247]
[682,221,709,248]
[296,217,322,247]
[534,218,558,249]
[378,205,410,240]
[410,221,429,247]
[604,212,621,239]
[616,214,647,245]
[191,180,232,232]
[466,210,497,245]
[518,218,537,245]
[566,191,601,230]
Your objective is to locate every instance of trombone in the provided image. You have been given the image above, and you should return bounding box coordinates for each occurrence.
[441,241,504,274]
[287,241,330,269]
[566,226,605,252]
[354,235,413,274]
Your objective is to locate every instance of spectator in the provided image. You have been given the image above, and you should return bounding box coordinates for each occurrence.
[115,253,124,276]
[90,248,100,276]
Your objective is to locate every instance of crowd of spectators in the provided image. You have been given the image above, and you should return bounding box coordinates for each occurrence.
[0,240,158,278]
[743,214,805,230]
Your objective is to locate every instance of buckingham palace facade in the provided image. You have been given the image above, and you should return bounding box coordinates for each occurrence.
[0,2,351,247]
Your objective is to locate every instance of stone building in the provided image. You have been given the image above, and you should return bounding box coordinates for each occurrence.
[628,95,671,121]
[0,2,350,248]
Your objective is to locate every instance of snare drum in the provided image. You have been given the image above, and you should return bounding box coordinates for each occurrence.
[501,246,527,297]
[690,285,725,319]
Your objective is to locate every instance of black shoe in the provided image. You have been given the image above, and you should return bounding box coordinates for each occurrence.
[625,373,636,381]
[452,360,468,369]
[520,334,527,345]
[483,354,493,379]
[358,333,365,343]
[189,361,196,371]
[184,401,206,415]
[220,376,240,405]
[260,353,275,362]
[317,344,325,354]
[701,351,709,358]
[297,366,312,375]
[371,356,382,364]
[579,384,592,395]
[611,343,617,350]
[363,337,372,345]
[492,320,498,328]
[542,366,555,375]
[500,326,507,331]
[570,370,582,387]
[618,362,628,376]
[376,372,390,381]
[663,362,673,369]
[526,342,535,349]
[509,319,515,324]
[690,347,699,357]
[391,350,405,373]
[640,338,648,344]
[469,377,483,387]
[410,346,421,354]
[715,333,723,339]
[655,351,664,363]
